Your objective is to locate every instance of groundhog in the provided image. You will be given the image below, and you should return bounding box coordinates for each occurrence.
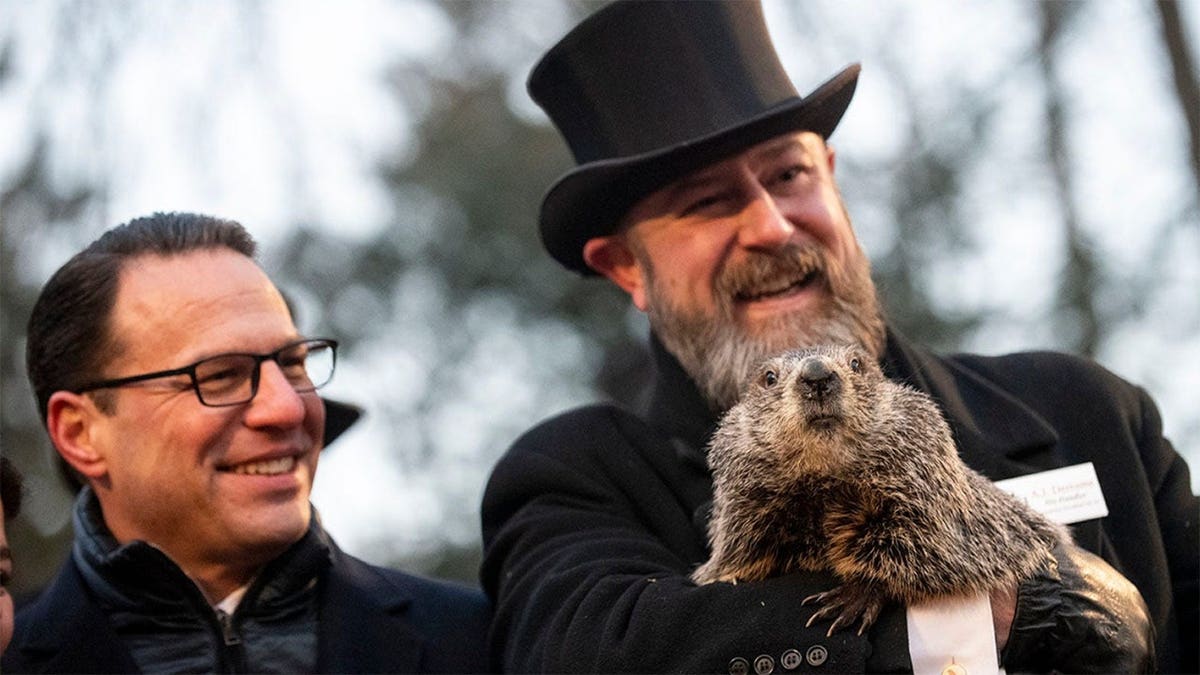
[691,344,1070,635]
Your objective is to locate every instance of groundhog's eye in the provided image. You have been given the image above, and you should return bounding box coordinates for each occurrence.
[762,370,778,387]
[849,358,862,373]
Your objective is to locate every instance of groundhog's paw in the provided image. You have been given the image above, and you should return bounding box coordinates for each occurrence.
[691,562,741,586]
[802,584,885,637]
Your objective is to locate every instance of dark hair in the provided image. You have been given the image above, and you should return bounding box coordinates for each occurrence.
[25,212,258,423]
[1,456,23,521]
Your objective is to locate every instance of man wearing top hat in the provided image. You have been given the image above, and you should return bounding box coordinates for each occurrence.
[480,1,1197,673]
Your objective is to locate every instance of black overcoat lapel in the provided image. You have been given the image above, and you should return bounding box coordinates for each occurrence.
[7,559,139,673]
[316,548,424,673]
[881,332,1060,480]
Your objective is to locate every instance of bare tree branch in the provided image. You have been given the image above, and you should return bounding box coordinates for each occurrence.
[1037,1,1101,357]
[1152,0,1200,206]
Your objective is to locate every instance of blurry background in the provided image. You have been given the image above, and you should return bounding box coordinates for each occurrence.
[2,0,1197,598]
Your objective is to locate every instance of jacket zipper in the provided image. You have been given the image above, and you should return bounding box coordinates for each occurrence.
[215,608,249,673]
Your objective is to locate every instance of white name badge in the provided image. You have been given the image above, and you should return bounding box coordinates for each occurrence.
[993,462,1109,525]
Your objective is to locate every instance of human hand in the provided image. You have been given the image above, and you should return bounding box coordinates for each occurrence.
[989,582,1017,652]
[1001,541,1154,673]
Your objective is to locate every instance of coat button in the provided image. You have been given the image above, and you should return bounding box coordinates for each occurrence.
[780,649,802,670]
[806,645,829,667]
[729,657,750,675]
[942,665,967,675]
[753,654,775,674]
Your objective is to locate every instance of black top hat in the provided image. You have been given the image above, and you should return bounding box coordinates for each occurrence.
[322,397,363,448]
[529,0,860,274]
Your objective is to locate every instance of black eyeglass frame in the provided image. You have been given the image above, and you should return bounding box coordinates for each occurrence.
[74,338,339,408]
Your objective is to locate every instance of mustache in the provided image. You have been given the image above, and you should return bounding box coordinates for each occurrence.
[714,244,828,301]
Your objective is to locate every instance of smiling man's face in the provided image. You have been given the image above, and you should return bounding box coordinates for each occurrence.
[55,249,325,600]
[584,131,885,409]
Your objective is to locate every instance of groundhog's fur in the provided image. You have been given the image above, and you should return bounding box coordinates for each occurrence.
[692,344,1070,635]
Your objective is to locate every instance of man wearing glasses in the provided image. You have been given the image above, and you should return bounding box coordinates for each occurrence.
[4,212,490,673]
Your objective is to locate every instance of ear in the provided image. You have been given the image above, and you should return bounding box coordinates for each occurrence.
[824,143,837,174]
[46,391,109,481]
[582,235,649,311]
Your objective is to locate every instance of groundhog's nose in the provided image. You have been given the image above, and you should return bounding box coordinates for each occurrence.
[799,358,838,399]
[800,358,832,381]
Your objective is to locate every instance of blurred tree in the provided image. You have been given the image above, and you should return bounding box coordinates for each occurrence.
[1,137,95,597]
[860,71,990,352]
[1036,1,1103,358]
[1152,0,1200,201]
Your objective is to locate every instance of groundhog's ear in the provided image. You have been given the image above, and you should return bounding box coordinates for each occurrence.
[583,235,649,311]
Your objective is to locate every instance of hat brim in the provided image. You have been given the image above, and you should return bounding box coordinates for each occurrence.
[540,63,861,275]
[322,397,363,448]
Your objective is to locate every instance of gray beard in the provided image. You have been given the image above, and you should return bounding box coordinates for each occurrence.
[644,242,885,411]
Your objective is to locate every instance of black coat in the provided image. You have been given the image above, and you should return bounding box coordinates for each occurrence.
[481,331,1199,673]
[4,541,492,673]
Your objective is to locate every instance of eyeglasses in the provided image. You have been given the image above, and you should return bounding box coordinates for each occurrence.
[75,338,338,407]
